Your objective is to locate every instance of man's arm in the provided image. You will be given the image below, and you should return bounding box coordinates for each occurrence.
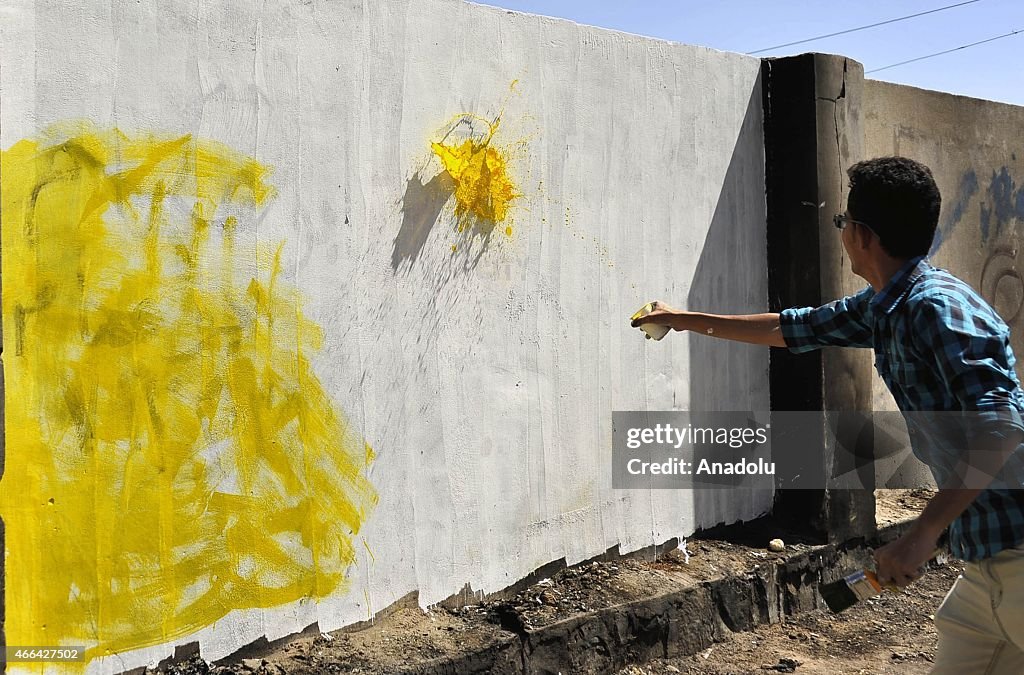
[876,420,1024,586]
[873,489,982,588]
[630,287,877,352]
[873,491,973,588]
[874,429,1023,587]
[630,306,787,347]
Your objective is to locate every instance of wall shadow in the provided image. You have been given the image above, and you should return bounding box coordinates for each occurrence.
[392,169,454,271]
[687,75,773,531]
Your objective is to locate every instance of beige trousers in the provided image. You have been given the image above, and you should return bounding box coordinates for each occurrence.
[932,544,1024,674]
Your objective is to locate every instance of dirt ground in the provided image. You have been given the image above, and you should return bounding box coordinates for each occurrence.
[611,489,948,675]
[616,558,960,675]
[187,537,800,675]
[160,489,943,675]
[875,488,933,529]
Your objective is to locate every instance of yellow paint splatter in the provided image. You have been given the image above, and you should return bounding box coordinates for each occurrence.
[0,125,377,663]
[430,115,521,236]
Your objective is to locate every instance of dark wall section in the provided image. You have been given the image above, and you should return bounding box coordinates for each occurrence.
[763,54,875,542]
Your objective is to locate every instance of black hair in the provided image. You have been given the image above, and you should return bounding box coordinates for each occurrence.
[846,156,941,259]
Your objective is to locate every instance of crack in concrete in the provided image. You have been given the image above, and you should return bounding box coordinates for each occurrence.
[816,59,850,202]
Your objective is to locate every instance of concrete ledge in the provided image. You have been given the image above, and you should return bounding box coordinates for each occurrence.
[392,521,933,675]
[151,519,938,675]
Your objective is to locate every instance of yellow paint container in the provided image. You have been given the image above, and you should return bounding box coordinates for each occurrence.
[631,302,671,341]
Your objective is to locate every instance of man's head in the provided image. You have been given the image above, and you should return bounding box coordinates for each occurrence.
[845,156,941,260]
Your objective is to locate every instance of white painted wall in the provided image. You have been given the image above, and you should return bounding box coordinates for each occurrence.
[1,0,769,670]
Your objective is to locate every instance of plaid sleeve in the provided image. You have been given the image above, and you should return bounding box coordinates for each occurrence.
[779,286,875,353]
[912,293,1024,434]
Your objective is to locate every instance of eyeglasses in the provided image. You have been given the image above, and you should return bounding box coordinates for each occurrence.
[833,213,875,233]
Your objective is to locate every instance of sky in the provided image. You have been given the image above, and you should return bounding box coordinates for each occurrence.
[476,0,1024,107]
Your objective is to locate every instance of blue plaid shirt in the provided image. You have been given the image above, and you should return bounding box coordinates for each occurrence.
[780,256,1024,560]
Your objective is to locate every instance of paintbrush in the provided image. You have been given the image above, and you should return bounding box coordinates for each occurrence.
[820,545,944,613]
[820,569,896,613]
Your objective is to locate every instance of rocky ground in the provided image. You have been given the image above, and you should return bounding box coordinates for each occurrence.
[164,536,797,675]
[616,558,959,675]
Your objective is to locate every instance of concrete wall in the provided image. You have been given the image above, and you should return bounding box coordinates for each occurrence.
[0,0,770,670]
[864,81,1024,409]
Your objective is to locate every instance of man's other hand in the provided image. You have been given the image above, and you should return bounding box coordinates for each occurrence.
[873,528,938,588]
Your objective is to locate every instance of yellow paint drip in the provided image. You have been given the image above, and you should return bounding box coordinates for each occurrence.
[0,125,377,664]
[431,116,520,236]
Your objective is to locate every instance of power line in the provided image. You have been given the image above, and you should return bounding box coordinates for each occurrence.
[867,28,1024,73]
[747,0,984,54]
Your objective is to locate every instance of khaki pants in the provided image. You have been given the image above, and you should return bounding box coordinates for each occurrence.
[932,544,1024,674]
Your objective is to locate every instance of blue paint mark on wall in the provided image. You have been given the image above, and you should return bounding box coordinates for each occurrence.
[980,167,1024,244]
[930,169,978,254]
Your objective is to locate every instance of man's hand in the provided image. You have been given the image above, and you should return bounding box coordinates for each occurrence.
[630,301,684,330]
[872,527,939,588]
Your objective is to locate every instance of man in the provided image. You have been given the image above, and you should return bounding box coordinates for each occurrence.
[632,157,1024,673]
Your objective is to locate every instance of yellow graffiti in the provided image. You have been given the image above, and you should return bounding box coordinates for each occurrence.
[431,114,520,236]
[0,125,377,664]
